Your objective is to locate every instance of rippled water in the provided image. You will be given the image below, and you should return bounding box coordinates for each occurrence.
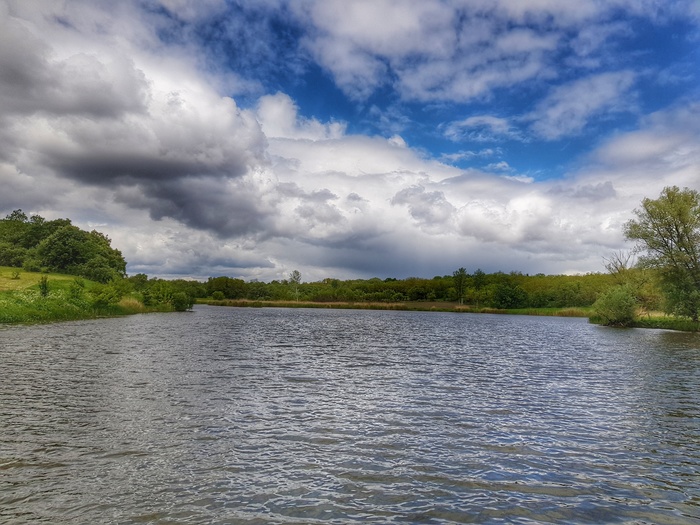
[1,306,700,524]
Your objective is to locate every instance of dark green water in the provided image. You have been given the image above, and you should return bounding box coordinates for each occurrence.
[1,306,699,524]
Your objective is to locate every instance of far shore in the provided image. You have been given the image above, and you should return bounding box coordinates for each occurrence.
[197,299,700,332]
[197,298,590,317]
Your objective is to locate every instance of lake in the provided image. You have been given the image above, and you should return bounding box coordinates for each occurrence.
[1,306,700,524]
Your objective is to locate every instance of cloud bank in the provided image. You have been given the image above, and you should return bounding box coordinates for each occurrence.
[1,0,699,281]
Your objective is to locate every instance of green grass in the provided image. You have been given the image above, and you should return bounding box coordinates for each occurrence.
[588,309,700,332]
[0,266,79,292]
[631,315,700,332]
[0,266,163,324]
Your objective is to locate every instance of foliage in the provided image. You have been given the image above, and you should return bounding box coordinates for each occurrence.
[631,315,700,332]
[624,186,700,321]
[289,270,301,301]
[0,242,27,266]
[453,267,467,304]
[38,275,49,297]
[171,292,194,312]
[36,226,126,282]
[0,267,194,324]
[591,285,638,327]
[90,280,127,308]
[206,276,246,299]
[193,269,618,312]
[0,210,126,283]
[492,276,528,309]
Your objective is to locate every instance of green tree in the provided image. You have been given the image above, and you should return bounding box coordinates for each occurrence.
[0,243,27,266]
[592,285,637,327]
[289,270,301,301]
[171,292,194,312]
[4,209,28,222]
[0,210,72,252]
[453,267,467,304]
[624,186,700,321]
[128,273,149,290]
[34,225,126,282]
[492,278,528,309]
[472,268,486,306]
[206,276,246,298]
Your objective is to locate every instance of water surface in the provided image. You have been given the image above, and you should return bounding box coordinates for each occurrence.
[1,306,699,523]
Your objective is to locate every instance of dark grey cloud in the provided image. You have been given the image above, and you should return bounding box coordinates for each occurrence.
[45,151,248,185]
[113,176,271,238]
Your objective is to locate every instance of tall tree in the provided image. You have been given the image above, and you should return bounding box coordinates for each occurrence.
[289,270,301,301]
[472,268,486,307]
[35,225,126,282]
[453,267,467,304]
[624,186,700,321]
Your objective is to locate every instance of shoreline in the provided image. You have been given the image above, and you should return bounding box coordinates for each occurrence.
[197,299,700,332]
[197,298,590,317]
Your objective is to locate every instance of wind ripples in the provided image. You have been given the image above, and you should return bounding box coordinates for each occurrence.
[1,307,700,523]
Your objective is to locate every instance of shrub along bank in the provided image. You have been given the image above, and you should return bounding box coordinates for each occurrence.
[0,267,193,324]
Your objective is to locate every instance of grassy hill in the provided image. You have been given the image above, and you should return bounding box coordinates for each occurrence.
[0,266,82,292]
[0,266,148,324]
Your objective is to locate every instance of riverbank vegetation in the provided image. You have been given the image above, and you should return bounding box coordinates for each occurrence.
[0,267,194,324]
[2,186,700,331]
[198,297,590,317]
[196,272,612,309]
[0,210,195,323]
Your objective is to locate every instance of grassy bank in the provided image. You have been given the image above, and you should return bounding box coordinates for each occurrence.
[0,266,162,324]
[587,310,700,332]
[632,316,700,332]
[202,299,700,331]
[197,298,591,317]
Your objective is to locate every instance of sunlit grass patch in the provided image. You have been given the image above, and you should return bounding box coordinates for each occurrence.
[0,266,78,292]
[116,296,146,313]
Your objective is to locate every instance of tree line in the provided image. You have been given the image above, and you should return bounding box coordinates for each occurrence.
[2,185,699,326]
[193,270,617,310]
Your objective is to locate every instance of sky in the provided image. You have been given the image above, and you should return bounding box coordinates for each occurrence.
[1,0,699,282]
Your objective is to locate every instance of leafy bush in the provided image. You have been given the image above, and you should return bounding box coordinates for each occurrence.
[592,285,637,327]
[0,243,27,267]
[38,276,49,297]
[171,292,194,311]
